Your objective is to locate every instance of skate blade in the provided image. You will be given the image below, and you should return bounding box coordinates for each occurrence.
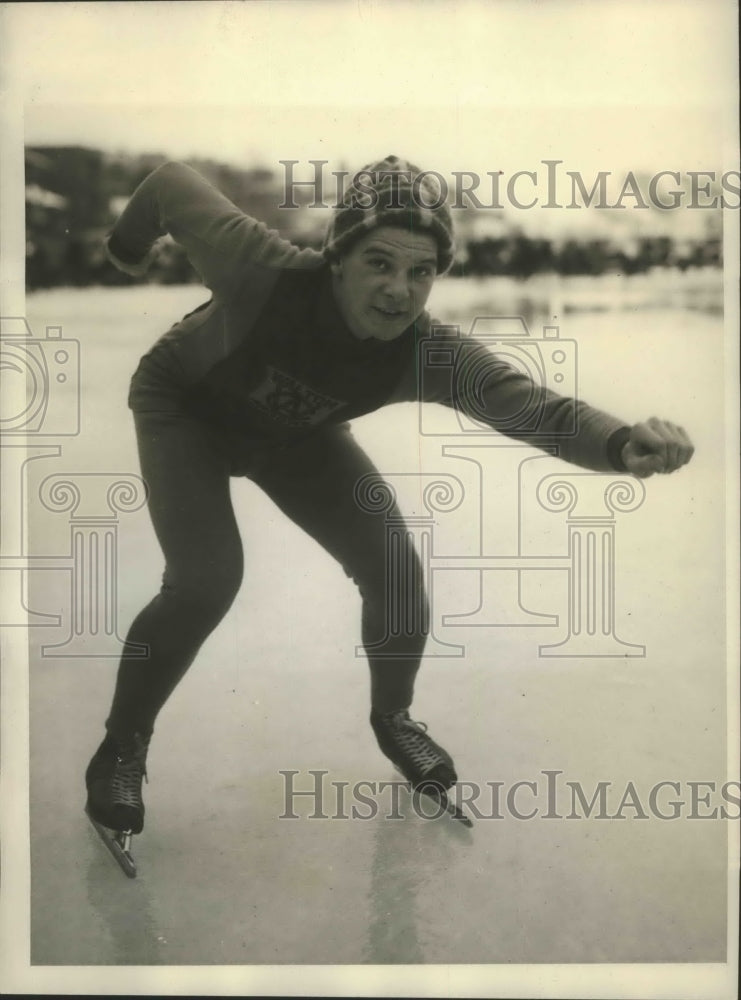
[417,783,474,828]
[392,766,473,827]
[85,806,137,878]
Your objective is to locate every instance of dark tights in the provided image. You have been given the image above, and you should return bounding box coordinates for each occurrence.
[106,410,427,738]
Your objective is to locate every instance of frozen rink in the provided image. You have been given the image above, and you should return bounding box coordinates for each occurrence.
[19,275,731,968]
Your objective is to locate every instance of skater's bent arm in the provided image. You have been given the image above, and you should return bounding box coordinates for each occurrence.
[106,162,322,294]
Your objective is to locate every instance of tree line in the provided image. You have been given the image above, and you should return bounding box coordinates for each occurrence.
[25,146,722,290]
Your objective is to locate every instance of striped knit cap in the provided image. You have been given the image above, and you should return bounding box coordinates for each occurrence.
[323,155,455,273]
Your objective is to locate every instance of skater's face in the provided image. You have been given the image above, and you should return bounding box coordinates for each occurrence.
[330,227,438,342]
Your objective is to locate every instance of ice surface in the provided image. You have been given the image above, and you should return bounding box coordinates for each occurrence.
[22,277,728,965]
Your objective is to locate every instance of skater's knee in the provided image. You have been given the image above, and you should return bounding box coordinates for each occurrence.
[353,546,428,623]
[162,558,243,617]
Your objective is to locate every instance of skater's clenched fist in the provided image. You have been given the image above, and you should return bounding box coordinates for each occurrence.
[620,417,695,478]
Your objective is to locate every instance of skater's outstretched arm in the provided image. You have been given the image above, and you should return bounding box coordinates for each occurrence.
[446,346,694,476]
[390,329,694,475]
[105,161,322,294]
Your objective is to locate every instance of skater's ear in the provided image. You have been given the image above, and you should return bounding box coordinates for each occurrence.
[329,257,344,278]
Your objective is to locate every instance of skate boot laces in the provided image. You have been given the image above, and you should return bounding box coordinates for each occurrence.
[371,709,457,789]
[110,733,149,810]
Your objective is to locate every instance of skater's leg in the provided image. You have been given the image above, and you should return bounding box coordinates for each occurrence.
[249,424,426,712]
[87,408,244,836]
[105,408,244,738]
[250,425,458,791]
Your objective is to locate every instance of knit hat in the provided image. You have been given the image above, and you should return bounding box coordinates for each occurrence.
[323,155,455,273]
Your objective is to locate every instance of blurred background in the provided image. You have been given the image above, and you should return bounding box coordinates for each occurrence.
[10,1,732,320]
[23,142,724,293]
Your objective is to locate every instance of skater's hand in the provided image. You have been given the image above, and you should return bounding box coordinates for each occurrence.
[621,418,694,478]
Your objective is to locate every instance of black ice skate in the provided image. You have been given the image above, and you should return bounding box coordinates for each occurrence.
[85,732,150,877]
[370,709,472,827]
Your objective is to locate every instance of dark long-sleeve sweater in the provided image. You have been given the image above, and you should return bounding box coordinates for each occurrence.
[108,162,630,469]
